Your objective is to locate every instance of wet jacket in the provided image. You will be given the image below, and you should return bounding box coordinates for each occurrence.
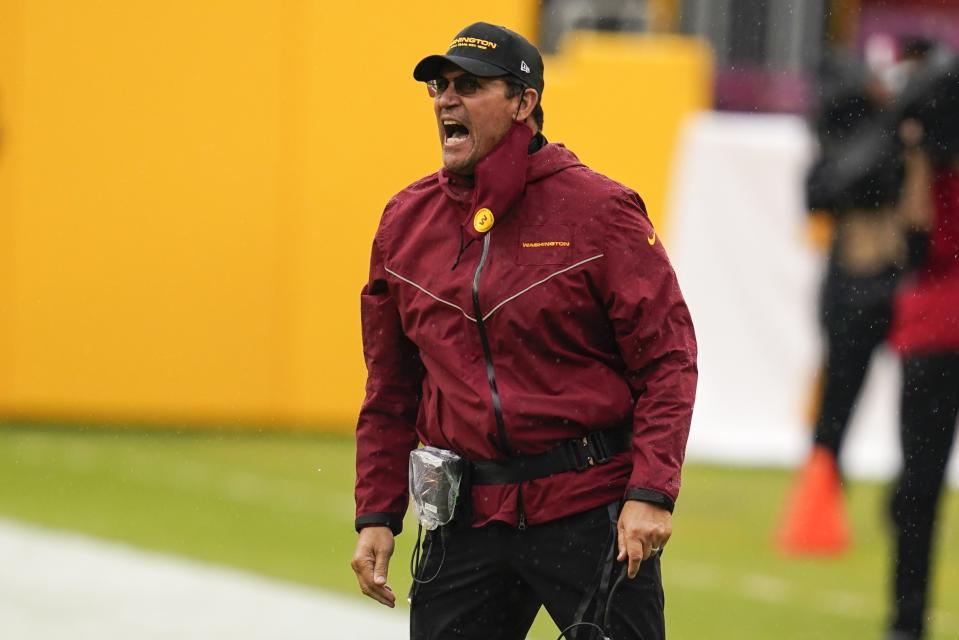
[890,166,959,354]
[355,123,698,534]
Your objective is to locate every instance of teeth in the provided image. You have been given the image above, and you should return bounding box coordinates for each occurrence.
[442,119,468,145]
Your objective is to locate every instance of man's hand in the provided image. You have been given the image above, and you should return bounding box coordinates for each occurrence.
[351,526,396,607]
[616,500,672,579]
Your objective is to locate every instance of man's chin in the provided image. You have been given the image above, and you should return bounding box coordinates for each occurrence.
[442,153,476,176]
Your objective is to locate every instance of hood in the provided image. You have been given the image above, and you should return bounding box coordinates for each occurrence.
[440,122,584,241]
[525,138,583,183]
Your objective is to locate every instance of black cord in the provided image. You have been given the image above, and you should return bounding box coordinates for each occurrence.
[409,524,448,584]
[602,565,629,630]
[555,621,609,640]
[556,565,625,640]
[409,524,423,580]
[563,502,622,640]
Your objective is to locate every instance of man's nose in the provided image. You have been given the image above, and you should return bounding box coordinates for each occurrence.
[436,84,461,107]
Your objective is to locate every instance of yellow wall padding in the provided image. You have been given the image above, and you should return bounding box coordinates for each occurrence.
[0,0,710,431]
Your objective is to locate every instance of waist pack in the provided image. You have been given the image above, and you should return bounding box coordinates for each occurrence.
[409,447,465,531]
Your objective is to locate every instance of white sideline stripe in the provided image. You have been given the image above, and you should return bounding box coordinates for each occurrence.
[482,254,604,321]
[0,518,407,640]
[385,267,478,322]
[386,253,604,324]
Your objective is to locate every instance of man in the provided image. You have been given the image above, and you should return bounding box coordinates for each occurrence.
[351,22,697,640]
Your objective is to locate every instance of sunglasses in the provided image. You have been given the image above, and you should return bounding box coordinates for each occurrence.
[426,74,494,98]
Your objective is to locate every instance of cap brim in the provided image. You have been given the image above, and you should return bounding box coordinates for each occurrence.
[412,54,510,82]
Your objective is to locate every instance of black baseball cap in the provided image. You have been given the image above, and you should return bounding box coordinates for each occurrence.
[413,22,545,96]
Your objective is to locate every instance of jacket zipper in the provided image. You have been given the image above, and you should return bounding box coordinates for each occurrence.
[471,232,527,530]
[472,232,509,452]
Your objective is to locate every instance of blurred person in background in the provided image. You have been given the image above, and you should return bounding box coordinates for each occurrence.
[884,58,959,640]
[350,21,697,640]
[807,50,907,474]
[778,38,951,558]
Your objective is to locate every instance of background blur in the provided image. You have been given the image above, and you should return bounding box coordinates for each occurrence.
[1,0,957,639]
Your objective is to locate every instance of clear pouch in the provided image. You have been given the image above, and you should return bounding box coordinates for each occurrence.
[409,447,464,531]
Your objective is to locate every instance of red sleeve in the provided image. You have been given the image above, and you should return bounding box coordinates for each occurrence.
[599,190,698,505]
[354,234,423,535]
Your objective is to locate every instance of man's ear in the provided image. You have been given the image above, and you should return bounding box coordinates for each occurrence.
[515,88,538,122]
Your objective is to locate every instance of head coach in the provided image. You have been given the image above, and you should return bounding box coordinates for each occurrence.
[350,21,698,640]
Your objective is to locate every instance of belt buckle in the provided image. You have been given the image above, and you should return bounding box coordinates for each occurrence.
[566,437,592,472]
[567,433,612,472]
[587,432,612,465]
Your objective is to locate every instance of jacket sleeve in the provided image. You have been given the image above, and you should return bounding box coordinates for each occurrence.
[354,234,424,535]
[599,190,698,509]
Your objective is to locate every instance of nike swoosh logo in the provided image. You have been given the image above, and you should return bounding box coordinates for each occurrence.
[647,231,657,246]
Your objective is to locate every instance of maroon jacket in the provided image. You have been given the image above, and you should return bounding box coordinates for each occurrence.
[355,123,697,534]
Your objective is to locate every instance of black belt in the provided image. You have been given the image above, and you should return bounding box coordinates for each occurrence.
[471,426,631,485]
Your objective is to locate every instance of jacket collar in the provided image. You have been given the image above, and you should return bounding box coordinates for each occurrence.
[438,123,584,240]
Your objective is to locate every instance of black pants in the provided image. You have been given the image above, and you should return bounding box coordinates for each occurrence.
[889,353,959,638]
[813,268,897,458]
[410,502,665,640]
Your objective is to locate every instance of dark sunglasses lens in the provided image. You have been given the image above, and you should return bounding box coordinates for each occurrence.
[454,76,479,96]
[428,78,450,97]
[426,76,482,97]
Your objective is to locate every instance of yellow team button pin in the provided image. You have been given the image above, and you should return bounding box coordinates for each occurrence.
[473,208,494,233]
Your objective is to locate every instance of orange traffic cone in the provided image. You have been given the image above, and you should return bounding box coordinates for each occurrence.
[776,445,850,556]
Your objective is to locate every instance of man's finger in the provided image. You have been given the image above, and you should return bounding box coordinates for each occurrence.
[354,557,396,607]
[373,546,390,586]
[365,583,396,607]
[626,537,644,578]
[359,582,395,607]
[646,541,658,561]
[616,521,627,562]
[350,551,373,582]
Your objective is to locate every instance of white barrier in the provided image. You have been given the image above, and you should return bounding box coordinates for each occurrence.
[668,112,958,487]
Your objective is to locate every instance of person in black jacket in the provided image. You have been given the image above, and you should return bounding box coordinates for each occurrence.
[807,53,908,468]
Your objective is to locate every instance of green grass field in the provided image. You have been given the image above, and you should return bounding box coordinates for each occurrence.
[1,425,957,639]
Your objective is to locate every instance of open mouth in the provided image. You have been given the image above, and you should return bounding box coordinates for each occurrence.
[443,119,470,145]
